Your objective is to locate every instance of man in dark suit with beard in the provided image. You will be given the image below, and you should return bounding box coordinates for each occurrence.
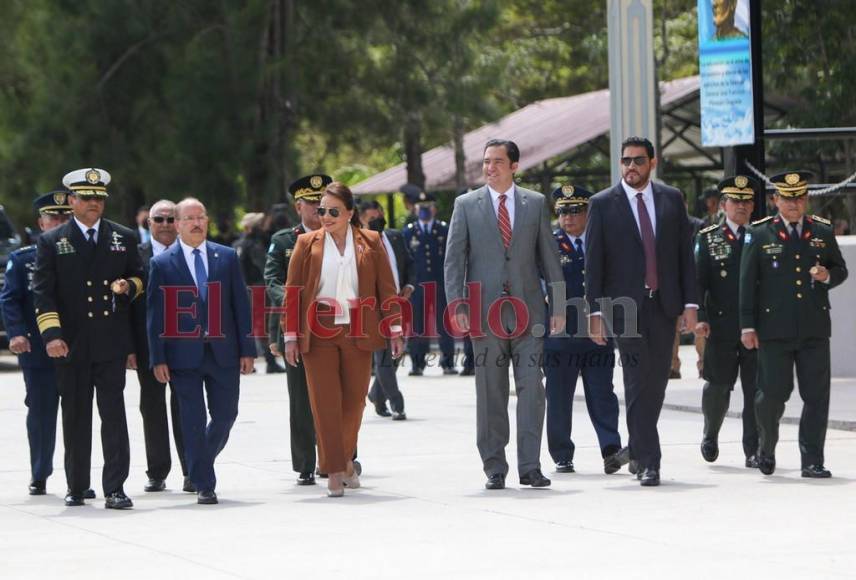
[585,137,698,486]
[133,199,189,493]
[359,200,415,420]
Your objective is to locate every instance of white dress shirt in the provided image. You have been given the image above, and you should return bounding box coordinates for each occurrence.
[380,232,401,293]
[725,217,744,238]
[74,217,101,243]
[178,238,208,287]
[566,231,586,253]
[317,228,359,324]
[621,179,656,236]
[151,238,171,257]
[488,184,516,228]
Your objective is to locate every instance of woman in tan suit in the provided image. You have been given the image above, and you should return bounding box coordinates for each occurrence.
[282,182,404,496]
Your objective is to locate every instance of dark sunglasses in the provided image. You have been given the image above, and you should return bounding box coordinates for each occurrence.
[620,156,649,167]
[76,194,103,202]
[151,216,175,224]
[557,206,586,216]
[317,207,342,218]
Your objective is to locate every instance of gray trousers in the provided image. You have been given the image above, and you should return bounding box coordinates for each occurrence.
[369,347,405,413]
[473,313,545,477]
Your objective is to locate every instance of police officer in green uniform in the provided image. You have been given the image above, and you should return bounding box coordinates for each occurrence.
[739,171,848,477]
[265,174,329,485]
[694,175,760,468]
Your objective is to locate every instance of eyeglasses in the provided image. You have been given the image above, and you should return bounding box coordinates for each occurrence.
[180,215,208,223]
[557,207,585,216]
[151,216,175,224]
[620,156,649,167]
[76,195,103,202]
[317,207,341,218]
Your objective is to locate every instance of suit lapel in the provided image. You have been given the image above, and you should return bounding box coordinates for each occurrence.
[652,183,665,242]
[510,186,528,250]
[170,243,196,287]
[613,185,643,247]
[476,186,506,253]
[205,241,218,282]
[94,221,112,264]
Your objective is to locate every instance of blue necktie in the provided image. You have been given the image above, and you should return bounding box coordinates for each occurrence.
[574,238,583,262]
[193,248,208,302]
[87,228,97,250]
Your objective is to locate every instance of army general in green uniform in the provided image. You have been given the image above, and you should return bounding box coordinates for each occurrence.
[739,171,848,478]
[694,175,760,468]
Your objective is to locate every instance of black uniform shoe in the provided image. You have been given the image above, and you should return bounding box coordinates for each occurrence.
[266,362,286,374]
[197,490,218,505]
[297,472,316,486]
[144,478,166,492]
[519,469,551,488]
[374,404,392,417]
[745,455,759,469]
[460,367,475,376]
[105,491,133,510]
[83,489,96,499]
[604,446,630,475]
[639,468,660,487]
[628,459,639,475]
[29,480,46,495]
[801,465,832,478]
[183,477,196,493]
[353,460,362,476]
[408,368,424,376]
[442,367,459,375]
[391,411,407,421]
[555,461,575,473]
[700,439,719,463]
[64,493,85,506]
[485,474,506,490]
[757,455,776,475]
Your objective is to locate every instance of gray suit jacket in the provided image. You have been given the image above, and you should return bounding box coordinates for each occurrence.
[444,185,563,333]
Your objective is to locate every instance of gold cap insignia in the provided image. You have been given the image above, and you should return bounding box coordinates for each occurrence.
[310,175,323,189]
[735,175,748,188]
[785,173,800,186]
[85,169,101,184]
[561,185,575,197]
[53,192,67,205]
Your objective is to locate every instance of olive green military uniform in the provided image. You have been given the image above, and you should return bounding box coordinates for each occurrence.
[265,224,317,476]
[740,213,847,467]
[696,219,758,460]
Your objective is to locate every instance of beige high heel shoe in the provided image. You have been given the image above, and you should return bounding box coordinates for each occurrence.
[327,473,345,497]
[343,462,360,489]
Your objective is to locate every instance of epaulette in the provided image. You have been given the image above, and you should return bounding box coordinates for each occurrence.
[439,220,448,227]
[406,222,415,229]
[751,216,774,226]
[698,223,719,235]
[811,215,831,226]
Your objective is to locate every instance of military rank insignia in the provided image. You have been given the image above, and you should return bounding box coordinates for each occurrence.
[809,237,827,249]
[56,237,75,255]
[284,249,293,258]
[109,231,126,252]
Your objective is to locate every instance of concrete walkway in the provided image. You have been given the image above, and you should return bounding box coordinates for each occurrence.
[0,347,854,579]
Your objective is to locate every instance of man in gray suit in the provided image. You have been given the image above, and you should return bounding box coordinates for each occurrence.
[445,139,564,490]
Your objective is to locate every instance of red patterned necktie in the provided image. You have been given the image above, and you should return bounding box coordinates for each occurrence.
[497,194,512,248]
[636,192,658,291]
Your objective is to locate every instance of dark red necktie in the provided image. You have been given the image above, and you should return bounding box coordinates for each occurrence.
[497,194,512,248]
[636,192,658,291]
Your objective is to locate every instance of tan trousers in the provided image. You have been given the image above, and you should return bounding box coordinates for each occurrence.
[302,320,373,474]
[671,320,706,376]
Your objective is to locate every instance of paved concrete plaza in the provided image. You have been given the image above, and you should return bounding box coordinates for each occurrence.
[1,346,855,579]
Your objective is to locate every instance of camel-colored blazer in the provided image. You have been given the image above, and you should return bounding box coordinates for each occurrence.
[281,226,401,353]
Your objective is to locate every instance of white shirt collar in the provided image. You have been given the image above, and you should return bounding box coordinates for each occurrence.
[778,214,805,228]
[179,237,207,257]
[419,219,434,231]
[151,238,171,256]
[488,184,515,201]
[565,230,586,246]
[74,217,101,239]
[301,222,316,233]
[621,179,654,201]
[725,217,746,235]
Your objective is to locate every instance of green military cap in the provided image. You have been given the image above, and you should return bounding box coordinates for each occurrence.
[288,174,332,202]
[770,170,813,198]
[717,174,760,201]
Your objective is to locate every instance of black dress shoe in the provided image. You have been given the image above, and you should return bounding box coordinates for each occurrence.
[391,410,407,421]
[83,488,96,499]
[485,473,506,490]
[144,478,166,492]
[700,439,719,463]
[460,367,475,376]
[443,367,459,375]
[105,491,133,510]
[408,368,424,376]
[639,468,660,487]
[628,459,639,475]
[745,455,759,469]
[604,446,630,475]
[757,455,776,475]
[801,465,832,478]
[29,480,46,495]
[374,404,392,417]
[183,477,196,493]
[519,469,551,488]
[555,461,575,473]
[297,472,316,486]
[197,490,218,505]
[353,460,362,475]
[266,363,286,374]
[64,493,85,506]
[316,468,329,479]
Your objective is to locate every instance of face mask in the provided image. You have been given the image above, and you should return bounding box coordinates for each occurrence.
[418,206,432,221]
[368,217,386,232]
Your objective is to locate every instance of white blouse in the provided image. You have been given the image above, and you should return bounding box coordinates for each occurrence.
[317,227,360,324]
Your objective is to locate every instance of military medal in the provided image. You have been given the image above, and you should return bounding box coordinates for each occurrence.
[720,270,727,277]
[111,279,126,312]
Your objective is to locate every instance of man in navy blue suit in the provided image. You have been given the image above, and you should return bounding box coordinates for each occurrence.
[147,197,256,505]
[543,185,624,476]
